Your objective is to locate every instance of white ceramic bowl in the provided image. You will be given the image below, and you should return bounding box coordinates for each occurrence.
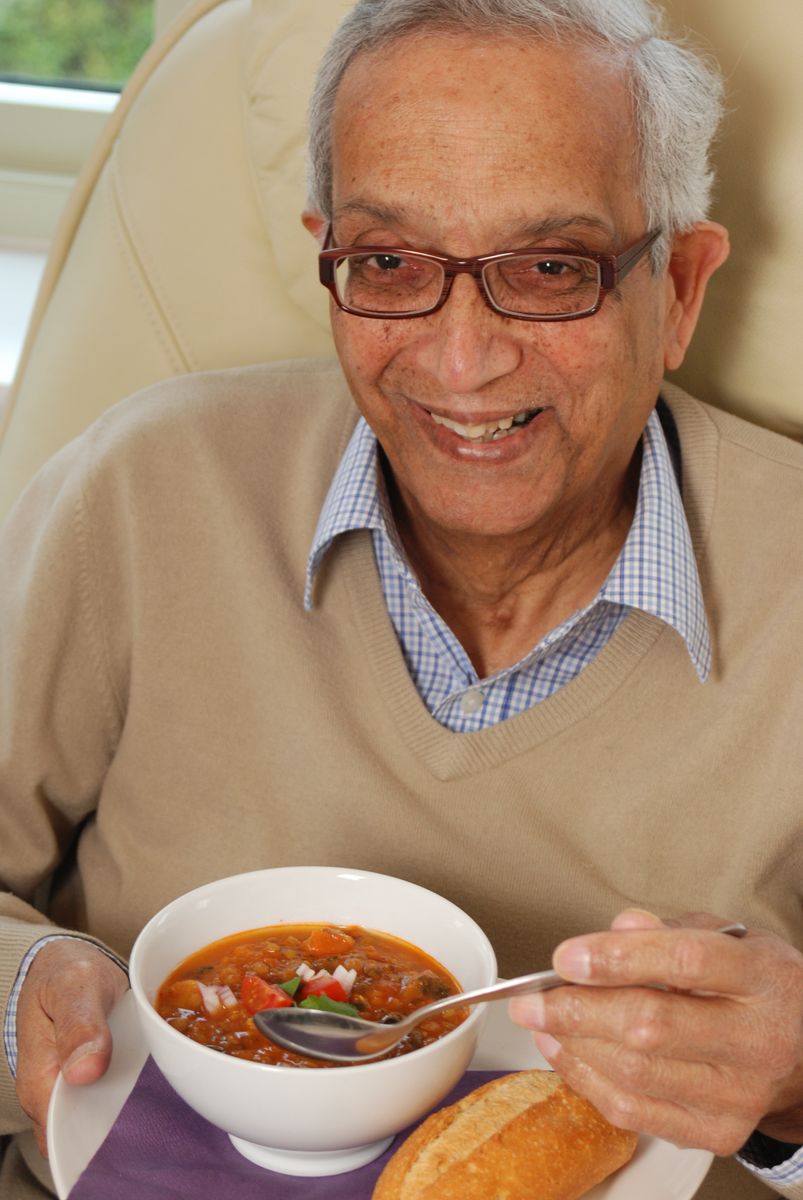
[129,866,497,1176]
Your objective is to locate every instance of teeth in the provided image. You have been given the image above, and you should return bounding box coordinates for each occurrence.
[431,409,538,441]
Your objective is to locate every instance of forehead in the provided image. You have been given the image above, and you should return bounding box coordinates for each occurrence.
[330,30,643,247]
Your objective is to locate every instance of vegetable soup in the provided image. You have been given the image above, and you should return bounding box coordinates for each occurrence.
[155,923,466,1067]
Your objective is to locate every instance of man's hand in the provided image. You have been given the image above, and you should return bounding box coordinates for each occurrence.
[15,939,128,1156]
[509,911,803,1155]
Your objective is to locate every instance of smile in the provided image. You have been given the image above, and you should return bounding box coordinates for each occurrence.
[428,407,543,443]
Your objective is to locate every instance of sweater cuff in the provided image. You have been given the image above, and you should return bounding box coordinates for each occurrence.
[739,1131,803,1169]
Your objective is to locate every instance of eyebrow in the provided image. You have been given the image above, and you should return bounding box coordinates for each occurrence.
[332,201,411,226]
[331,203,618,246]
[514,215,617,242]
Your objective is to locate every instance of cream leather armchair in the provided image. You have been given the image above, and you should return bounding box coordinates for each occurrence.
[0,0,800,523]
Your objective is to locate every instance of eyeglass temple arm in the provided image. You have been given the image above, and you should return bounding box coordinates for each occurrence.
[608,230,661,288]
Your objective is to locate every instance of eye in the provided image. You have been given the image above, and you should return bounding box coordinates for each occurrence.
[534,258,572,276]
[500,254,596,289]
[344,252,434,288]
[372,253,404,272]
[347,252,409,272]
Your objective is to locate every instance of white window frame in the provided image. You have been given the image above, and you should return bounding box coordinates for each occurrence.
[0,0,189,243]
[0,82,117,243]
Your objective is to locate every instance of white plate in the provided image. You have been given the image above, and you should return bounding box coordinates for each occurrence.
[48,990,713,1199]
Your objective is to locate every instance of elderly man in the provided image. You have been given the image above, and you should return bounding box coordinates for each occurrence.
[1,0,802,1197]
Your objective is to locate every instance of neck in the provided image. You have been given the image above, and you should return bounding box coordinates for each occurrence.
[389,454,640,678]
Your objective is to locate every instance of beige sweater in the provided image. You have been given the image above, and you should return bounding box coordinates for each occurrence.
[1,359,802,1199]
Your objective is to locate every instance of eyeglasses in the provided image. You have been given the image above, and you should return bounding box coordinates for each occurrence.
[319,229,660,322]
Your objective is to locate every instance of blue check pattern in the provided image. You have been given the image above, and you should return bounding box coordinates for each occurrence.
[306,405,711,730]
[751,1149,803,1190]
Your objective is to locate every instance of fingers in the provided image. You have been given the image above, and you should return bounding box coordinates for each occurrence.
[511,984,765,1066]
[551,922,758,997]
[529,1013,776,1133]
[609,910,730,935]
[532,1037,758,1155]
[15,940,128,1157]
[508,913,803,1153]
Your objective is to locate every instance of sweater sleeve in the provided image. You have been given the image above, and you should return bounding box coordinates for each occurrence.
[0,435,125,1130]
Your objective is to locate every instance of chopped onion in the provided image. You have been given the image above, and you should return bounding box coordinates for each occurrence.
[296,962,315,981]
[196,981,239,1015]
[197,981,223,1015]
[332,965,357,996]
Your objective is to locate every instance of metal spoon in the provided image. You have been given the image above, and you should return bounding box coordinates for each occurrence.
[253,921,747,1063]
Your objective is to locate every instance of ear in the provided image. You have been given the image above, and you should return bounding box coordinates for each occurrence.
[301,209,328,244]
[663,222,729,371]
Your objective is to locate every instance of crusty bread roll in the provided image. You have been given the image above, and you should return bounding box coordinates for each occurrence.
[372,1069,638,1200]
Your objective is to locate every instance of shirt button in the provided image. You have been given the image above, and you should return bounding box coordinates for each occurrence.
[460,690,484,715]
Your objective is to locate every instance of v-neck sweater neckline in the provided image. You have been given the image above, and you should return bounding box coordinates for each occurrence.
[330,385,719,781]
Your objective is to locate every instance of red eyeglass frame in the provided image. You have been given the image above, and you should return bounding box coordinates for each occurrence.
[318,227,661,321]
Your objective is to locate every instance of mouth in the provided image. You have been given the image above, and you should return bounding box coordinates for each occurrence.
[428,407,543,444]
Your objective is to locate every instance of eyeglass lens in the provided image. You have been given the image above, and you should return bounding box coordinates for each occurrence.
[333,251,602,317]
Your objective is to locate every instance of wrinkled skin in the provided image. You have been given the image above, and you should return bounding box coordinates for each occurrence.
[509,911,803,1153]
[304,30,728,675]
[16,940,127,1156]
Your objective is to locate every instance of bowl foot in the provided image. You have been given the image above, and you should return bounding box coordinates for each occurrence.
[228,1133,395,1176]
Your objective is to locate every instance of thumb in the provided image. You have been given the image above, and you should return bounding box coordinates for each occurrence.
[51,998,114,1087]
[59,1030,112,1087]
[40,962,122,1087]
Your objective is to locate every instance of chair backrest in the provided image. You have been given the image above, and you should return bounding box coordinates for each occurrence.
[662,0,803,438]
[0,0,800,523]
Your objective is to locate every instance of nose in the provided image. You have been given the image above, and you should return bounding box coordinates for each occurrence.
[413,273,522,394]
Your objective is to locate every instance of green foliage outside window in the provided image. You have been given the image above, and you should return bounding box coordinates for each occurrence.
[0,0,153,89]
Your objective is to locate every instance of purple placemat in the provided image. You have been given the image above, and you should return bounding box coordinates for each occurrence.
[68,1059,506,1199]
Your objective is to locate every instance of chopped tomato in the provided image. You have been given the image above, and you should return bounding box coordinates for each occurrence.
[298,974,349,1003]
[302,927,356,956]
[240,973,294,1014]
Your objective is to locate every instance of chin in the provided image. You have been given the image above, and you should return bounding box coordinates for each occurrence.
[416,500,548,541]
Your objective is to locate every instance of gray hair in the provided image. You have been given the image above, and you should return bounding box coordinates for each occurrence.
[307,0,724,267]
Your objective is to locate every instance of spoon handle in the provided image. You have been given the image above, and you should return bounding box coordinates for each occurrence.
[411,970,565,1024]
[417,922,748,1021]
[439,970,565,1011]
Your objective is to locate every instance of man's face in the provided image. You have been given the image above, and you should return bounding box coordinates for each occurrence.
[321,31,677,542]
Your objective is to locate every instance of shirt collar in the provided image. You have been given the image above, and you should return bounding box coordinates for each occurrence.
[305,419,386,610]
[600,408,710,679]
[305,407,711,680]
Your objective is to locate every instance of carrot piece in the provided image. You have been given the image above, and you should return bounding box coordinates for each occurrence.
[303,927,357,956]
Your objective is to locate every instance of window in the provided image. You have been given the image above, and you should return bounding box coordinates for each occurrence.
[0,0,153,90]
[0,0,190,394]
[0,0,188,242]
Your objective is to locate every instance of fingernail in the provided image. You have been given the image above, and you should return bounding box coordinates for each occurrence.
[509,992,546,1029]
[554,942,592,980]
[532,1032,561,1061]
[615,908,665,928]
[63,1040,102,1075]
